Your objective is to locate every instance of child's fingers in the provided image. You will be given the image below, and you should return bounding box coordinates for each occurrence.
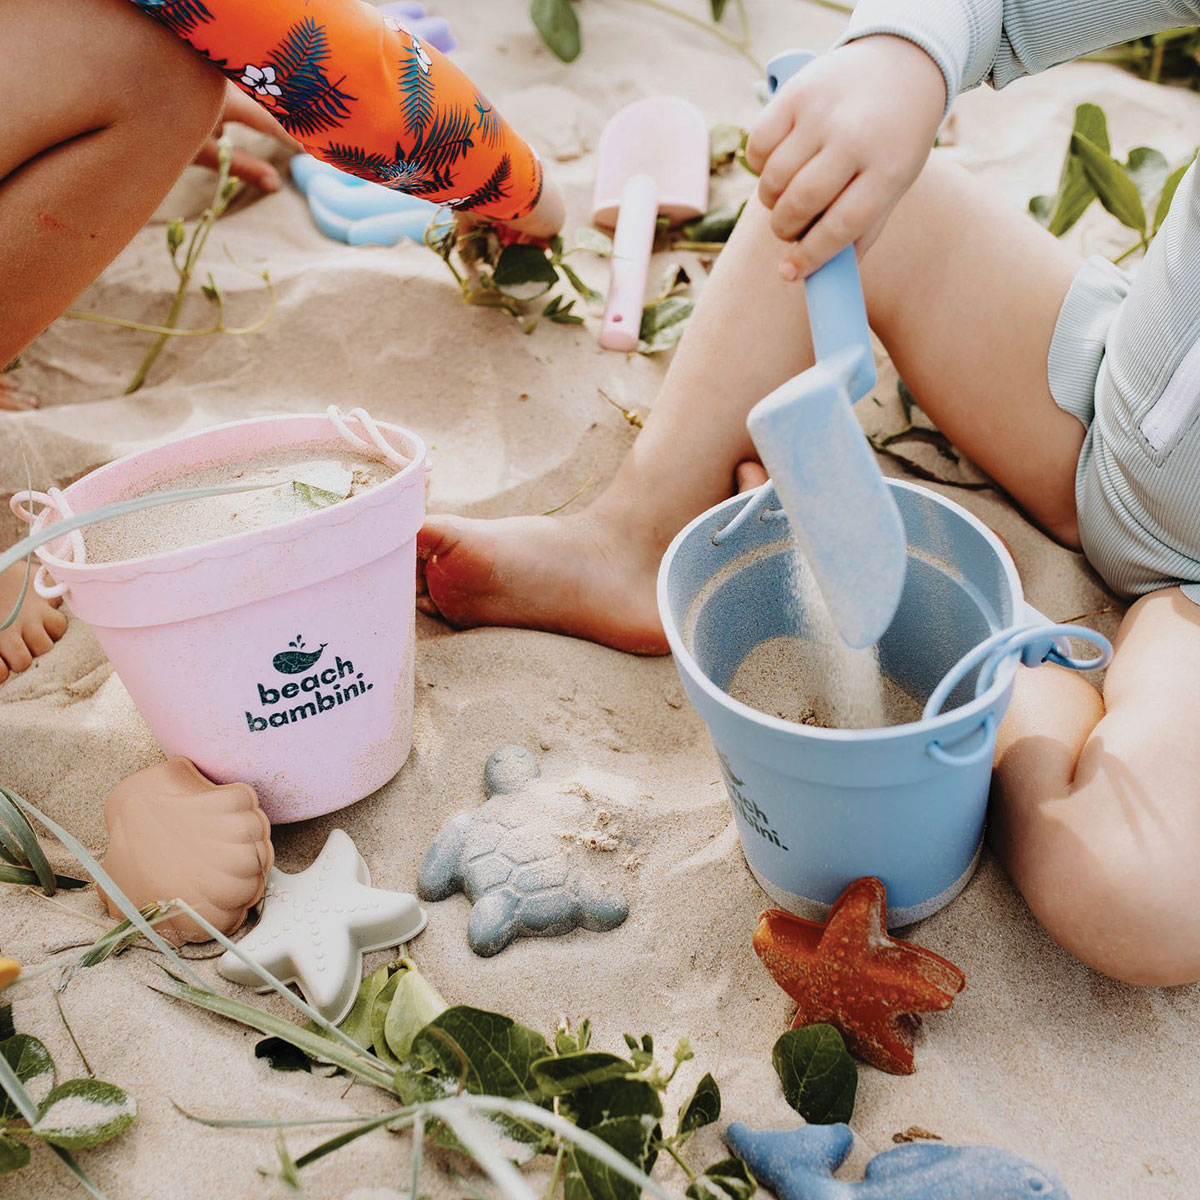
[755,128,820,210]
[194,137,282,192]
[778,175,877,281]
[768,149,855,246]
[222,85,301,150]
[745,93,797,175]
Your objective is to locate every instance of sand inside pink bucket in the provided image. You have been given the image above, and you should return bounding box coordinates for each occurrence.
[80,447,394,564]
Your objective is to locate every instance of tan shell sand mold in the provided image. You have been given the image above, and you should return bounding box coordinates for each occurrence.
[80,447,391,564]
[1,3,1198,1196]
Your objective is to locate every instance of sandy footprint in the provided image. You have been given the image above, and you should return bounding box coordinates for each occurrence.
[0,563,67,684]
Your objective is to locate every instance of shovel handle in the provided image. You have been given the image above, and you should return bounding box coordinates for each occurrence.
[601,173,658,352]
[766,50,876,402]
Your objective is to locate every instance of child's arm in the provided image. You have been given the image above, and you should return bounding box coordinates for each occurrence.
[749,0,1200,279]
[127,0,560,235]
[841,0,1200,112]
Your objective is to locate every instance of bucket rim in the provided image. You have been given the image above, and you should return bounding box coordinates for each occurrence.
[656,479,1025,742]
[31,412,426,579]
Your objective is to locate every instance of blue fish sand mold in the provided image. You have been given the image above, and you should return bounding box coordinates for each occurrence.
[724,1123,1069,1200]
[290,155,440,247]
[417,747,629,956]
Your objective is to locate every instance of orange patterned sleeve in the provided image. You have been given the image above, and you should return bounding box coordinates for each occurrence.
[127,0,543,220]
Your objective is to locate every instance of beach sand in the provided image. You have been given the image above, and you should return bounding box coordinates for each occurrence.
[2,2,1198,1196]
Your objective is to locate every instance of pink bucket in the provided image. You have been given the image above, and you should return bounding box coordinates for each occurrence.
[13,408,426,823]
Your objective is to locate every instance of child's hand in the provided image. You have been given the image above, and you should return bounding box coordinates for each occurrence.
[192,84,301,192]
[746,36,946,280]
[498,175,567,244]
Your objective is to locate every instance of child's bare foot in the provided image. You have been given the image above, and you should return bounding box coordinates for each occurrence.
[417,508,669,655]
[0,376,37,412]
[0,564,67,683]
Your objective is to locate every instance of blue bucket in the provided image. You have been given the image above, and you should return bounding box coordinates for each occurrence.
[658,480,1110,926]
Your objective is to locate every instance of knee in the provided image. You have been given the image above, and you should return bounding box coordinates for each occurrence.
[107,5,226,145]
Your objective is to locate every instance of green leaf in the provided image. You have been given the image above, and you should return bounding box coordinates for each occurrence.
[274,1129,304,1194]
[254,1038,313,1073]
[1154,154,1196,234]
[687,1157,756,1200]
[1029,103,1110,236]
[709,124,744,171]
[411,1006,552,1099]
[637,296,694,354]
[492,243,561,300]
[32,1079,136,1149]
[410,1007,554,1145]
[562,1075,663,1131]
[683,199,745,244]
[531,0,582,62]
[1072,131,1147,234]
[555,1018,592,1055]
[575,228,613,257]
[78,904,165,968]
[710,0,729,20]
[291,479,351,510]
[0,864,88,891]
[531,1052,635,1098]
[166,219,186,257]
[383,962,448,1062]
[771,1025,857,1125]
[369,971,404,1068]
[0,1034,56,1122]
[1124,146,1170,205]
[0,1004,13,1042]
[564,1113,657,1200]
[0,1133,29,1175]
[677,1072,720,1138]
[0,784,57,895]
[339,963,391,1054]
[560,262,602,305]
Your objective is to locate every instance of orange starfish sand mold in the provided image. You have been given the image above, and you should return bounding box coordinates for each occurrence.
[753,876,966,1075]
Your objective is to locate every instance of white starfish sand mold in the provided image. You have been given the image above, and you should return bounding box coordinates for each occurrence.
[216,828,427,1023]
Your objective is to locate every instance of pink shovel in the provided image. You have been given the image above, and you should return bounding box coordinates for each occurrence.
[592,98,709,351]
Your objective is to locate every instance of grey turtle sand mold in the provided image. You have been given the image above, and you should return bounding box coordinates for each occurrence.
[418,746,630,956]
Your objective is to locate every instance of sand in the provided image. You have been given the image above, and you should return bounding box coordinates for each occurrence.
[81,448,390,563]
[728,636,923,729]
[2,3,1198,1197]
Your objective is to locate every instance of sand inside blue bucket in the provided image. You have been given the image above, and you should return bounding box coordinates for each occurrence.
[725,548,923,730]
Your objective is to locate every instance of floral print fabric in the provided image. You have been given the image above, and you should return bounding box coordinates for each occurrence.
[127,0,543,220]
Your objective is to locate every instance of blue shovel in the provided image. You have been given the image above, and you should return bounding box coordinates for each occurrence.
[740,50,907,649]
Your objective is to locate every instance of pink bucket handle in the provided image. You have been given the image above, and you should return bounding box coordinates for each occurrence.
[327,404,432,494]
[8,488,83,599]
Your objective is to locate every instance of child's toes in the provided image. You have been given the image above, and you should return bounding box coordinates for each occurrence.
[1,636,33,674]
[22,621,55,658]
[0,659,8,685]
[43,605,68,641]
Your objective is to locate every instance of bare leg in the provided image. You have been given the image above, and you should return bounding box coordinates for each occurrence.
[419,156,1086,651]
[0,0,227,365]
[993,588,1200,985]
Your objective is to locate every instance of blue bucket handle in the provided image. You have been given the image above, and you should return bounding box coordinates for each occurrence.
[923,621,1113,724]
[926,714,996,767]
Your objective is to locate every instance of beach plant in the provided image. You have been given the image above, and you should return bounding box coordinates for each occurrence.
[63,138,275,394]
[426,213,602,332]
[0,1000,136,1192]
[1030,102,1196,264]
[1086,26,1200,87]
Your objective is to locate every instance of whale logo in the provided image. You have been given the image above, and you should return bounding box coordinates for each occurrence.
[272,635,327,675]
